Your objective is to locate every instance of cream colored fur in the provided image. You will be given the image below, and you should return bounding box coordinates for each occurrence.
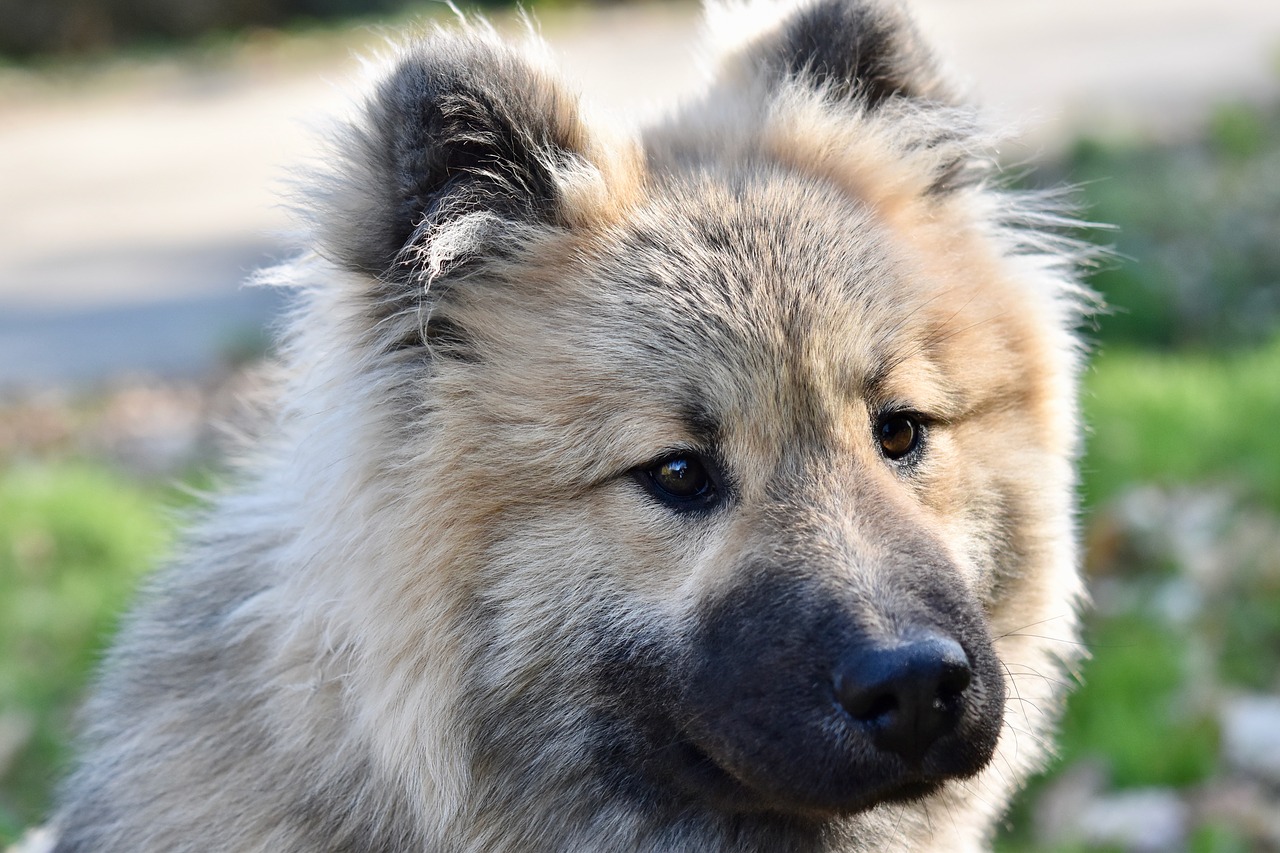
[51,2,1091,850]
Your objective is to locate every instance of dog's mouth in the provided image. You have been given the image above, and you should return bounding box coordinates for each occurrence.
[661,737,752,808]
[596,568,1006,822]
[632,565,1009,821]
[651,728,952,819]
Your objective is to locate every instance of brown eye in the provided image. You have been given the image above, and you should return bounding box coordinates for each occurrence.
[876,414,922,460]
[652,456,710,499]
[636,453,720,511]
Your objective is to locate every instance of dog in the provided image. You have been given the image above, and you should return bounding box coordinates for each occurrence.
[52,0,1091,849]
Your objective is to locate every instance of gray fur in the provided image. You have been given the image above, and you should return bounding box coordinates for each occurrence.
[53,2,1091,850]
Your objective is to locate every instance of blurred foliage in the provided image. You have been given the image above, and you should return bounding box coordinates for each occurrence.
[0,0,606,60]
[1059,340,1279,769]
[0,463,177,841]
[1056,613,1220,790]
[1061,101,1280,351]
[0,0,410,58]
[1083,336,1280,512]
[997,341,1280,848]
[994,89,1280,846]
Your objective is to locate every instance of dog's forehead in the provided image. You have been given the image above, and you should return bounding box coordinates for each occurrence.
[569,170,955,415]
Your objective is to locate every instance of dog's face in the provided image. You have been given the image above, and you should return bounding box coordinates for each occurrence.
[308,0,1088,845]
[424,166,1072,828]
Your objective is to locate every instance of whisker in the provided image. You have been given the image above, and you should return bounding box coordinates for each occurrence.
[997,614,1071,640]
[1002,664,1076,691]
[999,632,1090,648]
[1002,721,1052,751]
[1000,661,1034,732]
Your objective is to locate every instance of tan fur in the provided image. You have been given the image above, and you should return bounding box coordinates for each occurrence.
[52,2,1091,851]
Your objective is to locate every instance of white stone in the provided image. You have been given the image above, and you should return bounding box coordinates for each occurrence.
[1078,788,1187,852]
[4,826,56,853]
[1222,694,1280,784]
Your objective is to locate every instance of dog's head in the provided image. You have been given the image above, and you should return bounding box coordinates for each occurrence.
[295,0,1089,845]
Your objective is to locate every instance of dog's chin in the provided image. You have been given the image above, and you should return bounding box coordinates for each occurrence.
[651,733,953,820]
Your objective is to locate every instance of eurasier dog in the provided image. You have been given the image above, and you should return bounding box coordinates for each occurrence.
[54,0,1091,849]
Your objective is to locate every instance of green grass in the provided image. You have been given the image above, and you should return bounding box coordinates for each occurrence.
[1058,613,1220,788]
[1081,335,1280,512]
[0,463,178,842]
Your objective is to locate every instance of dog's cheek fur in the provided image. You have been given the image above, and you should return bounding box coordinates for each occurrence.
[414,162,1075,840]
[51,3,1091,852]
[409,167,1067,845]
[876,204,1088,820]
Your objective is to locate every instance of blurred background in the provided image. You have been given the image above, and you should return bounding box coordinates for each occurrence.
[1,0,1279,850]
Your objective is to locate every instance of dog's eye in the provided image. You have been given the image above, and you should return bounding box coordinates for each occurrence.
[876,414,922,460]
[636,453,719,511]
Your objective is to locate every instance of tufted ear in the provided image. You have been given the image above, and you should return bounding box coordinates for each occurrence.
[317,28,595,283]
[710,0,957,108]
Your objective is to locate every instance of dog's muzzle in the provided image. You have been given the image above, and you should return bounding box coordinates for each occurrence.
[656,567,1006,818]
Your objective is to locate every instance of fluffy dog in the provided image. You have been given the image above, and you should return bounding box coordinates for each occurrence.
[53,0,1091,849]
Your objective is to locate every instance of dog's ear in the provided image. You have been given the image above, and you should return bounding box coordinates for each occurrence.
[318,30,595,282]
[711,0,956,108]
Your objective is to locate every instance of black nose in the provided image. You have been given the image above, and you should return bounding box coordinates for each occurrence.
[833,633,972,764]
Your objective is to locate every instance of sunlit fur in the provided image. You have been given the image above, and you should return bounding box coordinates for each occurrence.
[52,1,1092,850]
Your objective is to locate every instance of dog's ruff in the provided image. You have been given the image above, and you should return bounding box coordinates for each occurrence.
[52,1,1092,850]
